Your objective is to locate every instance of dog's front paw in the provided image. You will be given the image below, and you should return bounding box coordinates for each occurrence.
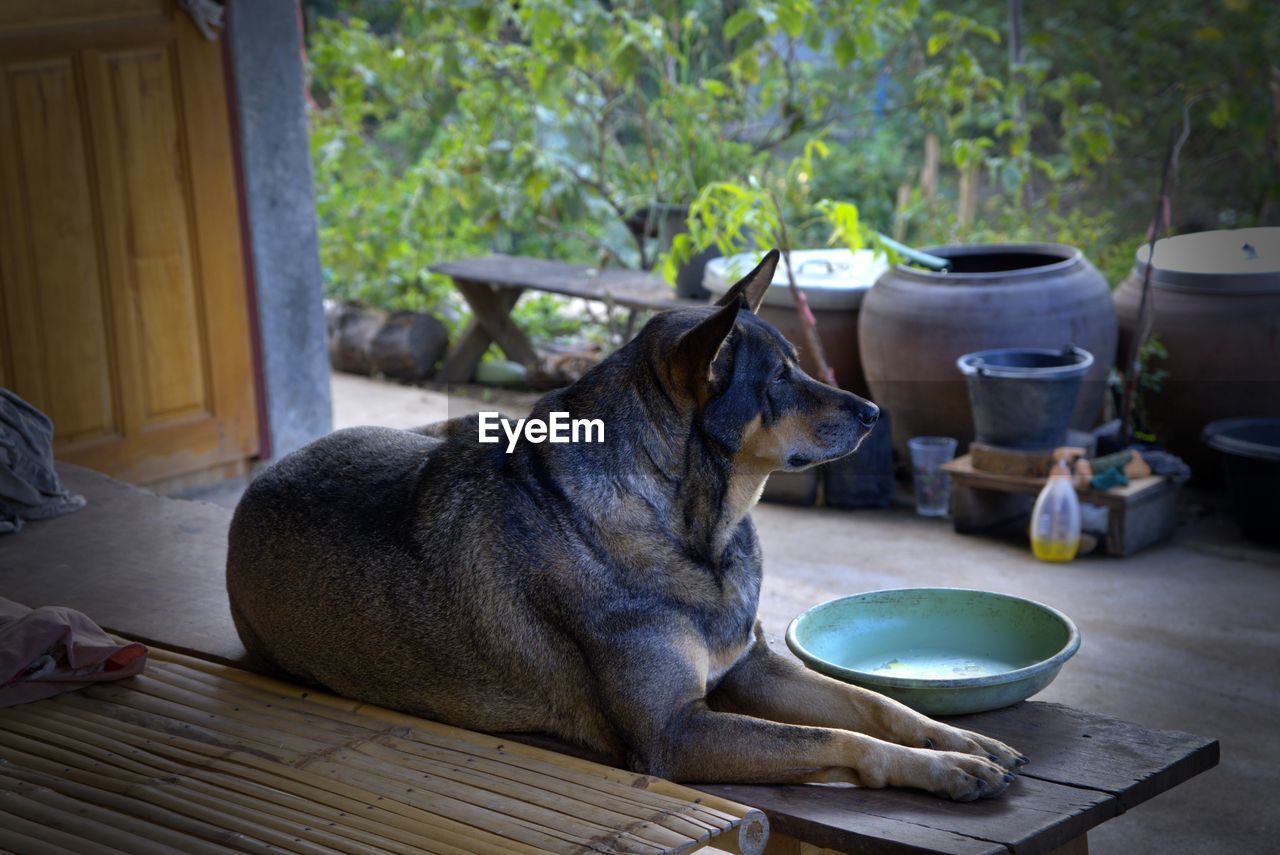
[922,726,1027,771]
[927,752,1015,802]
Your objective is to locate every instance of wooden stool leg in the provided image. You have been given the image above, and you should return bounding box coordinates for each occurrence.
[454,280,539,367]
[436,283,525,383]
[1048,833,1089,855]
[623,307,640,341]
[950,483,1031,534]
[436,320,495,383]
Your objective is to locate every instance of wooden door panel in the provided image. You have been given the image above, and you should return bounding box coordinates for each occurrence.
[99,45,208,423]
[0,3,258,486]
[174,21,258,449]
[0,56,119,444]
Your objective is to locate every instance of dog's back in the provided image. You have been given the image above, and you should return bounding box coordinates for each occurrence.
[227,423,612,742]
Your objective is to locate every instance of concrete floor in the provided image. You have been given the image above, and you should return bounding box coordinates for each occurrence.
[100,373,1280,851]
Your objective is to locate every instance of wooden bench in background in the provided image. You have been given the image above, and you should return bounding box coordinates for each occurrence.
[428,255,702,383]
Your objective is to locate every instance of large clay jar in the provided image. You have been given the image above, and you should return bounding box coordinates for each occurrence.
[1113,227,1280,477]
[859,243,1117,455]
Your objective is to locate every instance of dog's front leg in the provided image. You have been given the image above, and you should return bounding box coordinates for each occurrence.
[708,623,1026,770]
[646,702,1012,801]
[595,632,1012,801]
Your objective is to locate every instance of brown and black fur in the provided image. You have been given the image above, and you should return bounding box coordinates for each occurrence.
[227,251,1025,800]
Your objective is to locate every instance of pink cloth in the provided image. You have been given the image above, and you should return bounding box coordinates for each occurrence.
[0,597,147,707]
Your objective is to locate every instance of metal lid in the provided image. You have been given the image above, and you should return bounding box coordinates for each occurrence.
[703,248,887,310]
[1135,227,1280,294]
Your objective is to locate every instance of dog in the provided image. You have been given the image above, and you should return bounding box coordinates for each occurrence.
[226,250,1024,800]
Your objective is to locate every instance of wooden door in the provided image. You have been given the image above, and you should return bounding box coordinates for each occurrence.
[0,0,258,487]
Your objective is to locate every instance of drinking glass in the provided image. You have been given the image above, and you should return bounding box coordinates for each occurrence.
[909,436,958,517]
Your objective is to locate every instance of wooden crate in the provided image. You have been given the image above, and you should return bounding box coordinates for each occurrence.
[942,454,1179,556]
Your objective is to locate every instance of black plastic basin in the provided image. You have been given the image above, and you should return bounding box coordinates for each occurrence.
[1202,418,1280,545]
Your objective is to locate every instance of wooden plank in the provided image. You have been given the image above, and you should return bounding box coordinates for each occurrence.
[430,254,700,311]
[432,255,703,383]
[1107,480,1179,557]
[436,286,523,383]
[172,7,259,466]
[0,0,165,33]
[101,44,208,421]
[454,279,541,367]
[950,483,1033,535]
[942,455,1165,508]
[510,699,1212,855]
[702,775,1113,855]
[698,698,1217,854]
[945,701,1220,813]
[0,56,118,444]
[970,444,1086,479]
[947,456,1179,556]
[0,465,249,666]
[1046,836,1088,855]
[698,782,1007,855]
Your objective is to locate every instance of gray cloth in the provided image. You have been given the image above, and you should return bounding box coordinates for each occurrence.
[0,390,85,534]
[1139,449,1192,485]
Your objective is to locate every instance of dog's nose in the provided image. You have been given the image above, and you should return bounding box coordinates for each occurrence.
[858,402,880,428]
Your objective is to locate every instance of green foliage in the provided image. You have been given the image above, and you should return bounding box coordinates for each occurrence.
[896,0,1278,277]
[664,1,1135,280]
[1033,0,1280,230]
[915,10,1125,193]
[306,0,918,332]
[1133,335,1170,443]
[663,138,880,282]
[307,5,602,323]
[305,0,1278,344]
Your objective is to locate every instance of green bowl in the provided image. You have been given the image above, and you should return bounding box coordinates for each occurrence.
[786,588,1080,715]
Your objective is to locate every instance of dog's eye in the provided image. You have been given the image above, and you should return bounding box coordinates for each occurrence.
[772,366,788,384]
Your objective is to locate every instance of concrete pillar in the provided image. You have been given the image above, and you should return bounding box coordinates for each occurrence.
[225,0,332,460]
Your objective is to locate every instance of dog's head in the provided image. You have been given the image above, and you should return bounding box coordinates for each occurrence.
[654,250,879,472]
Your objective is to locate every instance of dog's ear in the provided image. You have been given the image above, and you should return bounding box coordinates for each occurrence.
[676,295,741,387]
[714,249,779,313]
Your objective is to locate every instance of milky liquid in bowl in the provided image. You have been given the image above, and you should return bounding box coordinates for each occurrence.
[851,648,1026,680]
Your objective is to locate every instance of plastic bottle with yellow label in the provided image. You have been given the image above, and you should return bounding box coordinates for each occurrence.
[1030,454,1082,562]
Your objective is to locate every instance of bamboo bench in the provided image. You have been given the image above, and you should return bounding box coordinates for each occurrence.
[428,255,702,383]
[0,464,1220,854]
[0,644,765,854]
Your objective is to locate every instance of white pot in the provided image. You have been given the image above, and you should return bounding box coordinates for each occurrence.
[702,248,889,311]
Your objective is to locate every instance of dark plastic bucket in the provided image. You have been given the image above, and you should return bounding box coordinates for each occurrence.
[1202,418,1280,545]
[956,347,1094,450]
